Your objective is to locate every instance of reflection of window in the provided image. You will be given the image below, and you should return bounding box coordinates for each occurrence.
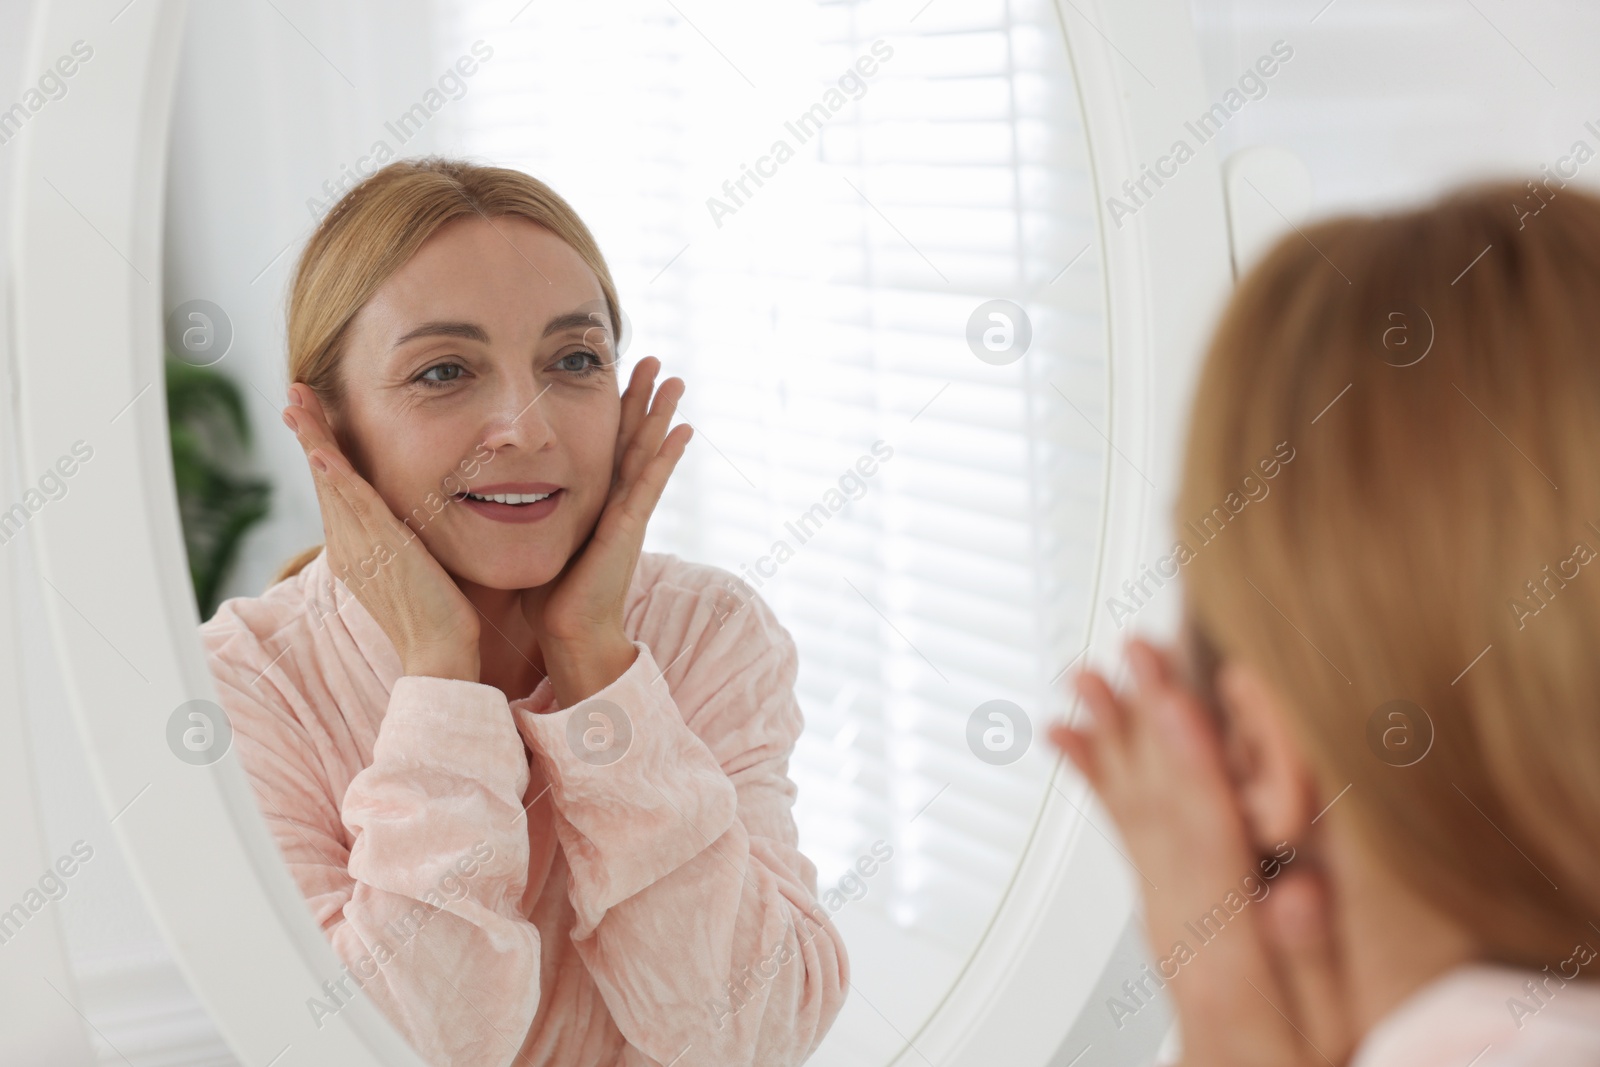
[439,1,1106,1057]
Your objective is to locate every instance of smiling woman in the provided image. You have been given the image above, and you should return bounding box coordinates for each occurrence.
[197,157,848,1067]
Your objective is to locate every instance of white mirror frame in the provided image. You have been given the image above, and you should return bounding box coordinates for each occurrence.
[8,0,1231,1062]
[10,0,427,1062]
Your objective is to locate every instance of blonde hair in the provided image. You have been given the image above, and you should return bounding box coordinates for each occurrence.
[1178,179,1600,971]
[269,156,622,586]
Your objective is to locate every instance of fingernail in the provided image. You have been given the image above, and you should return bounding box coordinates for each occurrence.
[288,386,304,408]
[309,450,327,472]
[281,410,296,432]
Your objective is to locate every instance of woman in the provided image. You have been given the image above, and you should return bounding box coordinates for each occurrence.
[199,157,848,1067]
[1050,179,1600,1065]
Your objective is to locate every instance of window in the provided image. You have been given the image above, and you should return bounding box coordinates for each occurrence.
[437,0,1108,1057]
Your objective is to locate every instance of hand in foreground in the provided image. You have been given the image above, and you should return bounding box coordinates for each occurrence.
[283,384,482,681]
[518,357,693,707]
[1048,639,1352,1067]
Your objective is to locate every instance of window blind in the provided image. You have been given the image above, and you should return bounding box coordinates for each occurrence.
[434,0,1108,1058]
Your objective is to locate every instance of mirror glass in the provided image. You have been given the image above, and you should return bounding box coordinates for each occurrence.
[162,1,1110,1061]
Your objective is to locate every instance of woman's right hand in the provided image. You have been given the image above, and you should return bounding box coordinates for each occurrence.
[282,384,482,682]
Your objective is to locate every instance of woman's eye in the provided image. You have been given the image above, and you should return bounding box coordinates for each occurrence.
[416,362,465,387]
[555,350,604,375]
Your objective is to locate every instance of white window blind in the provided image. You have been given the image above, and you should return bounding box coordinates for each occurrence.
[434,0,1108,1059]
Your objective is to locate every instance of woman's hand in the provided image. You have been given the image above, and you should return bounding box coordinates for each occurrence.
[518,357,693,708]
[282,384,483,682]
[1047,639,1351,1067]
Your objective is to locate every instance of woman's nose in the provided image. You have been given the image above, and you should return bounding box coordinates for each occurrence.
[478,383,557,452]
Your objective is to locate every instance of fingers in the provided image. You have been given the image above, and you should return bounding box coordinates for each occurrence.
[283,386,344,481]
[1127,638,1192,736]
[1127,637,1179,690]
[1046,719,1101,786]
[1125,637,1233,764]
[617,373,686,491]
[603,358,690,510]
[1074,663,1131,741]
[1047,638,1234,798]
[309,436,376,523]
[1046,666,1125,792]
[1060,642,1215,753]
[282,385,409,557]
[303,437,340,545]
[1261,866,1354,1064]
[614,358,660,478]
[300,435,367,563]
[284,383,333,451]
[285,388,339,538]
[606,421,693,537]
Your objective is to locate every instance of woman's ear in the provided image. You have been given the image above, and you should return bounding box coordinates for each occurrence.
[1214,659,1319,851]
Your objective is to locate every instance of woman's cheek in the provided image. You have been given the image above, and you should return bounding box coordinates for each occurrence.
[576,480,609,537]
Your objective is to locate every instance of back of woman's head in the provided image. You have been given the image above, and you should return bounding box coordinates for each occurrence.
[270,156,620,584]
[1178,179,1600,969]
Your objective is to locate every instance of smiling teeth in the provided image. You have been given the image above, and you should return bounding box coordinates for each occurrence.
[466,491,552,504]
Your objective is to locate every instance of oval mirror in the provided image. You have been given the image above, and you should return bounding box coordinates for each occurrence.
[7,0,1232,1062]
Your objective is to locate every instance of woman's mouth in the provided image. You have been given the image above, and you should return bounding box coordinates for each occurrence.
[452,484,563,524]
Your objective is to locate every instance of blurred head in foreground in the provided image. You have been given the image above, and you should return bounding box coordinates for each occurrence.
[1180,178,1600,972]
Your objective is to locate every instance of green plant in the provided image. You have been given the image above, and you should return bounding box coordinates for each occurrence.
[166,355,273,620]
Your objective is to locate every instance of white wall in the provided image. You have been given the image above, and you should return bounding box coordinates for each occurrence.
[1190,0,1600,214]
[166,0,451,608]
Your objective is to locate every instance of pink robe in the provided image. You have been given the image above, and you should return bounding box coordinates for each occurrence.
[199,547,848,1066]
[1350,961,1600,1067]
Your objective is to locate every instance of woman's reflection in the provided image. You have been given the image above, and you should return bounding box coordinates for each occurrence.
[198,156,848,1067]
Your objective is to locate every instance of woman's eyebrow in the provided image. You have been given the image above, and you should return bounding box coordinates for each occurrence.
[391,310,605,349]
[542,309,608,338]
[393,321,489,348]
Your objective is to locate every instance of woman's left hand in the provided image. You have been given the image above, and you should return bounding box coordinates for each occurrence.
[519,356,692,707]
[1048,639,1350,1067]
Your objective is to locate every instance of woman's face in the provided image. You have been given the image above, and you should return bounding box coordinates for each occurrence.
[329,214,620,591]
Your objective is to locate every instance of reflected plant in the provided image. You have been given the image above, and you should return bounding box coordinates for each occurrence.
[166,355,272,620]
